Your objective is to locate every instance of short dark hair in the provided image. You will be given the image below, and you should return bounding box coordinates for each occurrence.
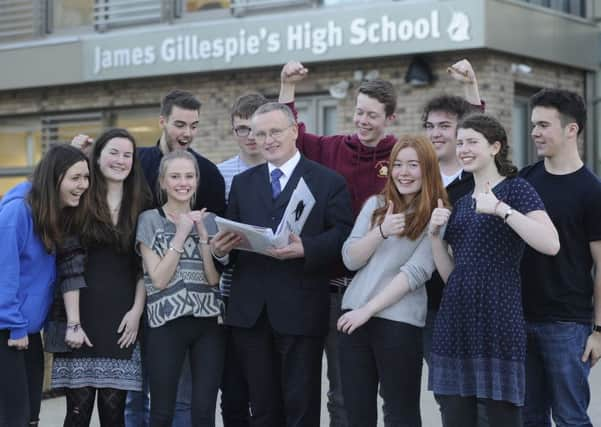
[530,88,586,135]
[357,79,397,117]
[458,113,518,178]
[421,95,478,126]
[230,93,269,126]
[160,89,202,118]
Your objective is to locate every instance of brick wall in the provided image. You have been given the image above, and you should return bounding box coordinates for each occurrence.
[0,50,585,164]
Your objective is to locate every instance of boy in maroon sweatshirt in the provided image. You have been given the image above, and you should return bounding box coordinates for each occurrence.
[278,59,482,427]
[279,61,397,218]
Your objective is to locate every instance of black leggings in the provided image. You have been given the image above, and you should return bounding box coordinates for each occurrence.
[436,394,522,427]
[145,316,226,427]
[63,387,127,427]
[0,331,44,427]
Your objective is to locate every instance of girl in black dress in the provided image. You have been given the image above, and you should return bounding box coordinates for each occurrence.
[52,128,151,426]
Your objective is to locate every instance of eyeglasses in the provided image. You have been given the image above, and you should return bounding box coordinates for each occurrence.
[234,126,252,137]
[253,125,293,143]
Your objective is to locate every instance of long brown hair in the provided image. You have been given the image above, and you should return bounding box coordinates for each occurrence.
[28,144,89,252]
[371,135,448,240]
[82,128,152,252]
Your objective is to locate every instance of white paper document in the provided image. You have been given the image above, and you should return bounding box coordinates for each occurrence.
[215,178,316,256]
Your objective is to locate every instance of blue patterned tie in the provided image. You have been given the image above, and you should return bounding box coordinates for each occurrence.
[271,168,283,199]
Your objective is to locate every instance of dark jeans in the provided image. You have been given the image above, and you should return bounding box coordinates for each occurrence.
[232,311,324,427]
[524,321,593,427]
[436,395,522,427]
[0,331,43,427]
[124,372,150,427]
[338,317,422,427]
[145,316,226,427]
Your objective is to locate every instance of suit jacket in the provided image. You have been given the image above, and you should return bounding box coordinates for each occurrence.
[225,155,353,336]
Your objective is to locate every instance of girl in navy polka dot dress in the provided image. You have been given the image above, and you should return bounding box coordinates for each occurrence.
[427,114,560,427]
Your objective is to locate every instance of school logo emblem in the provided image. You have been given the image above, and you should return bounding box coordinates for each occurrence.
[448,11,470,42]
[375,161,388,178]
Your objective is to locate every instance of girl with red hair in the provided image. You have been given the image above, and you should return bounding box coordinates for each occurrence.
[337,135,448,426]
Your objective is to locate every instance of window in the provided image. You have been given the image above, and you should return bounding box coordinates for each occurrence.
[0,117,42,196]
[230,0,314,17]
[519,0,585,17]
[512,89,539,169]
[93,0,164,32]
[321,0,369,5]
[112,108,161,147]
[41,113,104,147]
[295,95,338,135]
[50,0,93,31]
[0,177,29,198]
[0,108,163,196]
[179,0,230,13]
[0,0,46,42]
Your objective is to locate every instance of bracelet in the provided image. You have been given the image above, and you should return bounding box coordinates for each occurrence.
[168,244,184,254]
[378,223,388,239]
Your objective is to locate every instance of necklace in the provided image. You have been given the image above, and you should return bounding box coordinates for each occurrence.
[475,176,505,194]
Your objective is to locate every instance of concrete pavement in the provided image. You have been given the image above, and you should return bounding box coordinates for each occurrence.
[40,357,601,426]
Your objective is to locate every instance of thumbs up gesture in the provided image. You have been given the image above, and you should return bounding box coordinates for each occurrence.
[429,198,451,237]
[379,200,405,238]
[472,182,500,215]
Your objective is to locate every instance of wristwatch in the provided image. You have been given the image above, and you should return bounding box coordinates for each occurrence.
[593,324,601,333]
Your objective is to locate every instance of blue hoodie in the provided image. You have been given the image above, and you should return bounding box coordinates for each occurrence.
[0,182,56,340]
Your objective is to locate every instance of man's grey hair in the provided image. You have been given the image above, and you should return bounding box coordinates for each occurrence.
[252,102,296,126]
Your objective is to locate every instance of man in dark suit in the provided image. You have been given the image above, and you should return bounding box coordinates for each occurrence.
[211,102,353,427]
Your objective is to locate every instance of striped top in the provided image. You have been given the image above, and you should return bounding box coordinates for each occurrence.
[136,208,223,328]
[217,155,253,298]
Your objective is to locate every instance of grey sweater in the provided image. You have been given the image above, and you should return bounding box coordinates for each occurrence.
[341,195,434,327]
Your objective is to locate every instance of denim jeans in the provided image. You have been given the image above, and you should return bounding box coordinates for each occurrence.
[325,291,349,427]
[524,321,593,427]
[125,376,150,427]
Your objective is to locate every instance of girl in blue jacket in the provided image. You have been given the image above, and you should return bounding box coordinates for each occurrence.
[0,144,89,427]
